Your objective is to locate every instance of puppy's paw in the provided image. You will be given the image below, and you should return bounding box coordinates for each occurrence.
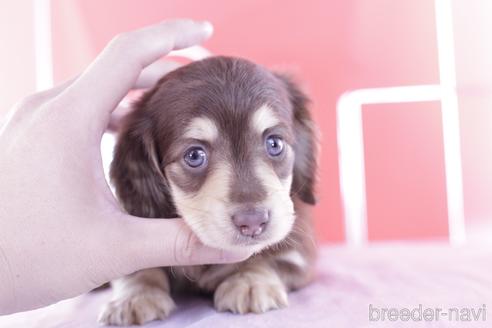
[214,270,288,314]
[98,289,176,326]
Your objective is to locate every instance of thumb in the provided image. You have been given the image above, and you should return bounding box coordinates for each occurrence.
[116,214,252,273]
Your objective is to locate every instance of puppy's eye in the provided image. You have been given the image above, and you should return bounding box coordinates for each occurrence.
[184,147,207,168]
[265,135,284,157]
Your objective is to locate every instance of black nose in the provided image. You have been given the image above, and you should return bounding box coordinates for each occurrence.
[232,208,270,237]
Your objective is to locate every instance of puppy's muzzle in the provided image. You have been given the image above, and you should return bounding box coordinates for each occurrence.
[232,208,270,237]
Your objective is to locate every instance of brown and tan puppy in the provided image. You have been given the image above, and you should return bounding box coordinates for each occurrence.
[98,56,318,326]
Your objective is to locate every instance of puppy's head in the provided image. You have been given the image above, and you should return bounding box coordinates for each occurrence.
[111,56,316,252]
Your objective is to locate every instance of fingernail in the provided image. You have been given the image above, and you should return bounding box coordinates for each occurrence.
[200,21,214,37]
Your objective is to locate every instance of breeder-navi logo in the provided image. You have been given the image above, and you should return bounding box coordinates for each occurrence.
[369,304,487,322]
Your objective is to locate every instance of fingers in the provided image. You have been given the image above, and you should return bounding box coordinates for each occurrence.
[9,57,181,134]
[171,222,252,265]
[135,60,182,89]
[117,215,251,273]
[107,60,182,132]
[14,58,179,118]
[106,104,133,133]
[56,19,213,131]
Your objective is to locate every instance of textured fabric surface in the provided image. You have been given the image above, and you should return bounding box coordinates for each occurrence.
[1,242,491,327]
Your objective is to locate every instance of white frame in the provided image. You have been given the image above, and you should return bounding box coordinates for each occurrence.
[33,0,54,91]
[336,0,466,246]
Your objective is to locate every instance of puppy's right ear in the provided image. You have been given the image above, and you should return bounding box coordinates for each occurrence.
[110,116,177,218]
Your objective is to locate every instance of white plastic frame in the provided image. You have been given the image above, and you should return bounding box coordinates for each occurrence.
[336,0,466,246]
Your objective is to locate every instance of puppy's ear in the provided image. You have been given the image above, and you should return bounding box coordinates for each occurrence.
[110,115,177,218]
[275,73,318,205]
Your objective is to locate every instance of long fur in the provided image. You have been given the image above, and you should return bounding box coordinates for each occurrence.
[99,56,318,326]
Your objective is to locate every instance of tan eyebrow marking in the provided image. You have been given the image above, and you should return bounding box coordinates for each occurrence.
[251,104,280,134]
[183,117,219,142]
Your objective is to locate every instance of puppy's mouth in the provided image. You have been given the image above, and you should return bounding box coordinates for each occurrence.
[223,228,279,252]
[233,228,271,245]
[180,208,295,253]
[225,207,291,249]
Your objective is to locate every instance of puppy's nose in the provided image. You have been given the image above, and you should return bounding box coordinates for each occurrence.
[232,208,270,237]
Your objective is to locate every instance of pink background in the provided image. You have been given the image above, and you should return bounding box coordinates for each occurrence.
[2,1,492,243]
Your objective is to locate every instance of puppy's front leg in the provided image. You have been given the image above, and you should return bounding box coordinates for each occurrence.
[214,262,288,314]
[98,268,175,326]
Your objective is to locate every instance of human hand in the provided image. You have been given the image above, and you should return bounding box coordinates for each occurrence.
[0,19,250,315]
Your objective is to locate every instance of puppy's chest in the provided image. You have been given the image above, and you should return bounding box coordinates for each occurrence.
[169,263,239,292]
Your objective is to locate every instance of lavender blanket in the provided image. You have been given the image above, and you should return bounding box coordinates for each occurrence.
[2,243,491,327]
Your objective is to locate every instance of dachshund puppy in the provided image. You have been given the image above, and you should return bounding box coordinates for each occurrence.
[99,56,318,326]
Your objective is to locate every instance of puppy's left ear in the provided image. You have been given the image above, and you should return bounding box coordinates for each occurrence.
[275,73,318,205]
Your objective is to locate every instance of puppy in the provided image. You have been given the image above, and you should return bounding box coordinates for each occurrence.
[99,56,318,326]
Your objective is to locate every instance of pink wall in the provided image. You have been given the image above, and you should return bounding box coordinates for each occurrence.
[3,1,491,243]
[363,102,449,240]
